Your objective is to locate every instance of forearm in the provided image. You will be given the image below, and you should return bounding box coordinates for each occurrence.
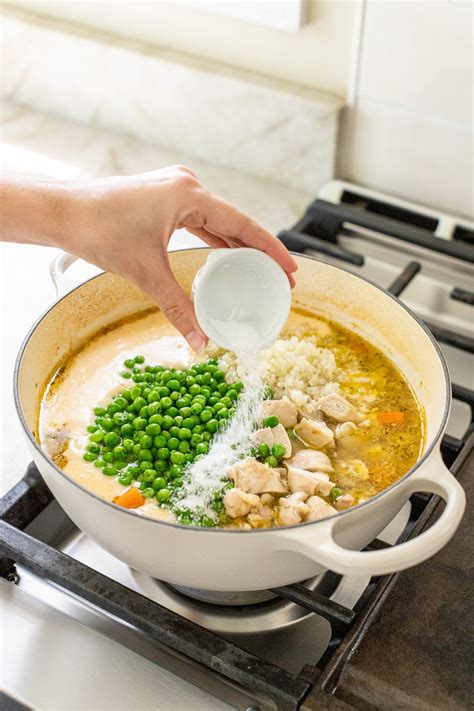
[0,172,78,248]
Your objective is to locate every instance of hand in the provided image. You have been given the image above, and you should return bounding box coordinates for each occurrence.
[62,166,298,351]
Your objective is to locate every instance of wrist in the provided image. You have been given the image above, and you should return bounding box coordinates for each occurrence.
[1,174,79,249]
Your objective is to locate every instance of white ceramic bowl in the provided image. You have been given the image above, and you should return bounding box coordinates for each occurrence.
[192,248,291,350]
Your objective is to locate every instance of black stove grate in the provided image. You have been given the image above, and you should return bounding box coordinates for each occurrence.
[1,201,473,710]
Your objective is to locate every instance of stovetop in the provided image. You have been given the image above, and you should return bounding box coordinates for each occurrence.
[1,181,473,710]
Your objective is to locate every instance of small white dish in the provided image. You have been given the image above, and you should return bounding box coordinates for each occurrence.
[192,248,291,351]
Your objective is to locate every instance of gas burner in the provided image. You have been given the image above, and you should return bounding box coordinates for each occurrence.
[129,569,338,635]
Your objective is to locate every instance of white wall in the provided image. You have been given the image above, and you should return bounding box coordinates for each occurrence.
[338,0,473,219]
[7,0,357,97]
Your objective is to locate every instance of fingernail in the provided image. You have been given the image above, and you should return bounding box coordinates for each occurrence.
[186,330,206,353]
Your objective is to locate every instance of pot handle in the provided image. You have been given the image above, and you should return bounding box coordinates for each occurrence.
[50,251,80,298]
[278,452,466,576]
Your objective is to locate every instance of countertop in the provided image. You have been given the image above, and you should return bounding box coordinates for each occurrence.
[0,99,312,496]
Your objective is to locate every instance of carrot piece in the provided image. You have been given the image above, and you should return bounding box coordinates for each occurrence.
[113,487,145,509]
[377,411,405,425]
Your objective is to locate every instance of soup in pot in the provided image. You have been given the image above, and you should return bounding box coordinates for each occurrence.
[39,307,424,528]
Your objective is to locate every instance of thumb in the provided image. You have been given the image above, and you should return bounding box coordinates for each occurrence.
[147,261,208,353]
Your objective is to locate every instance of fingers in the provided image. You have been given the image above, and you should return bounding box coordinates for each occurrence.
[140,250,208,353]
[200,191,298,279]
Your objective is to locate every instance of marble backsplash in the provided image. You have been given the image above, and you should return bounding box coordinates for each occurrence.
[1,8,343,193]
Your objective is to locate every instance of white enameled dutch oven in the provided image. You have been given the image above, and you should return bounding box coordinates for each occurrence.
[14,249,466,591]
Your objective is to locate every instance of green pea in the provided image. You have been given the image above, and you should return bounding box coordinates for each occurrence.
[330,487,343,500]
[139,435,153,449]
[206,419,218,433]
[286,428,296,440]
[170,450,186,465]
[89,431,104,444]
[257,443,270,459]
[196,442,209,455]
[156,447,169,460]
[202,431,212,442]
[190,433,202,446]
[214,370,226,382]
[83,452,97,462]
[152,460,166,473]
[168,437,179,450]
[200,409,212,423]
[265,455,279,468]
[189,384,201,396]
[263,416,279,428]
[138,449,153,462]
[272,443,286,459]
[158,415,172,431]
[148,413,163,425]
[156,488,171,504]
[178,428,192,440]
[128,466,141,478]
[94,407,106,416]
[140,487,153,498]
[113,445,126,459]
[87,424,99,434]
[132,396,146,412]
[103,451,115,463]
[147,392,161,405]
[130,386,142,400]
[118,474,133,486]
[168,425,180,438]
[169,464,183,478]
[103,465,117,476]
[123,358,134,369]
[121,423,134,437]
[178,440,190,453]
[167,379,180,392]
[101,417,114,432]
[139,406,149,419]
[232,381,243,392]
[152,477,167,491]
[132,417,147,431]
[103,431,119,448]
[143,469,156,483]
[182,417,194,429]
[217,383,228,396]
[190,403,202,416]
[173,415,183,427]
[160,397,172,410]
[132,374,144,382]
[170,391,180,401]
[134,355,145,364]
[217,408,229,420]
[146,423,161,437]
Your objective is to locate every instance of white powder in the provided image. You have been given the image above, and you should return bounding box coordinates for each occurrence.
[177,322,264,520]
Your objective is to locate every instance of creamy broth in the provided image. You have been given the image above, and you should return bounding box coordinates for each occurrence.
[39,307,424,526]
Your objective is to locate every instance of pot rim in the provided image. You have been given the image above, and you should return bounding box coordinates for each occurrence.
[13,249,451,535]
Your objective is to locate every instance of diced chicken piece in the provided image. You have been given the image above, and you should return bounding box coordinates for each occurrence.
[272,424,292,458]
[317,393,362,423]
[254,424,292,459]
[254,427,274,449]
[298,403,324,421]
[260,493,275,506]
[334,493,355,510]
[247,505,274,528]
[335,422,358,443]
[229,458,287,495]
[287,449,333,473]
[278,492,309,526]
[306,496,337,521]
[223,488,260,519]
[295,418,335,449]
[261,398,298,428]
[287,467,335,497]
